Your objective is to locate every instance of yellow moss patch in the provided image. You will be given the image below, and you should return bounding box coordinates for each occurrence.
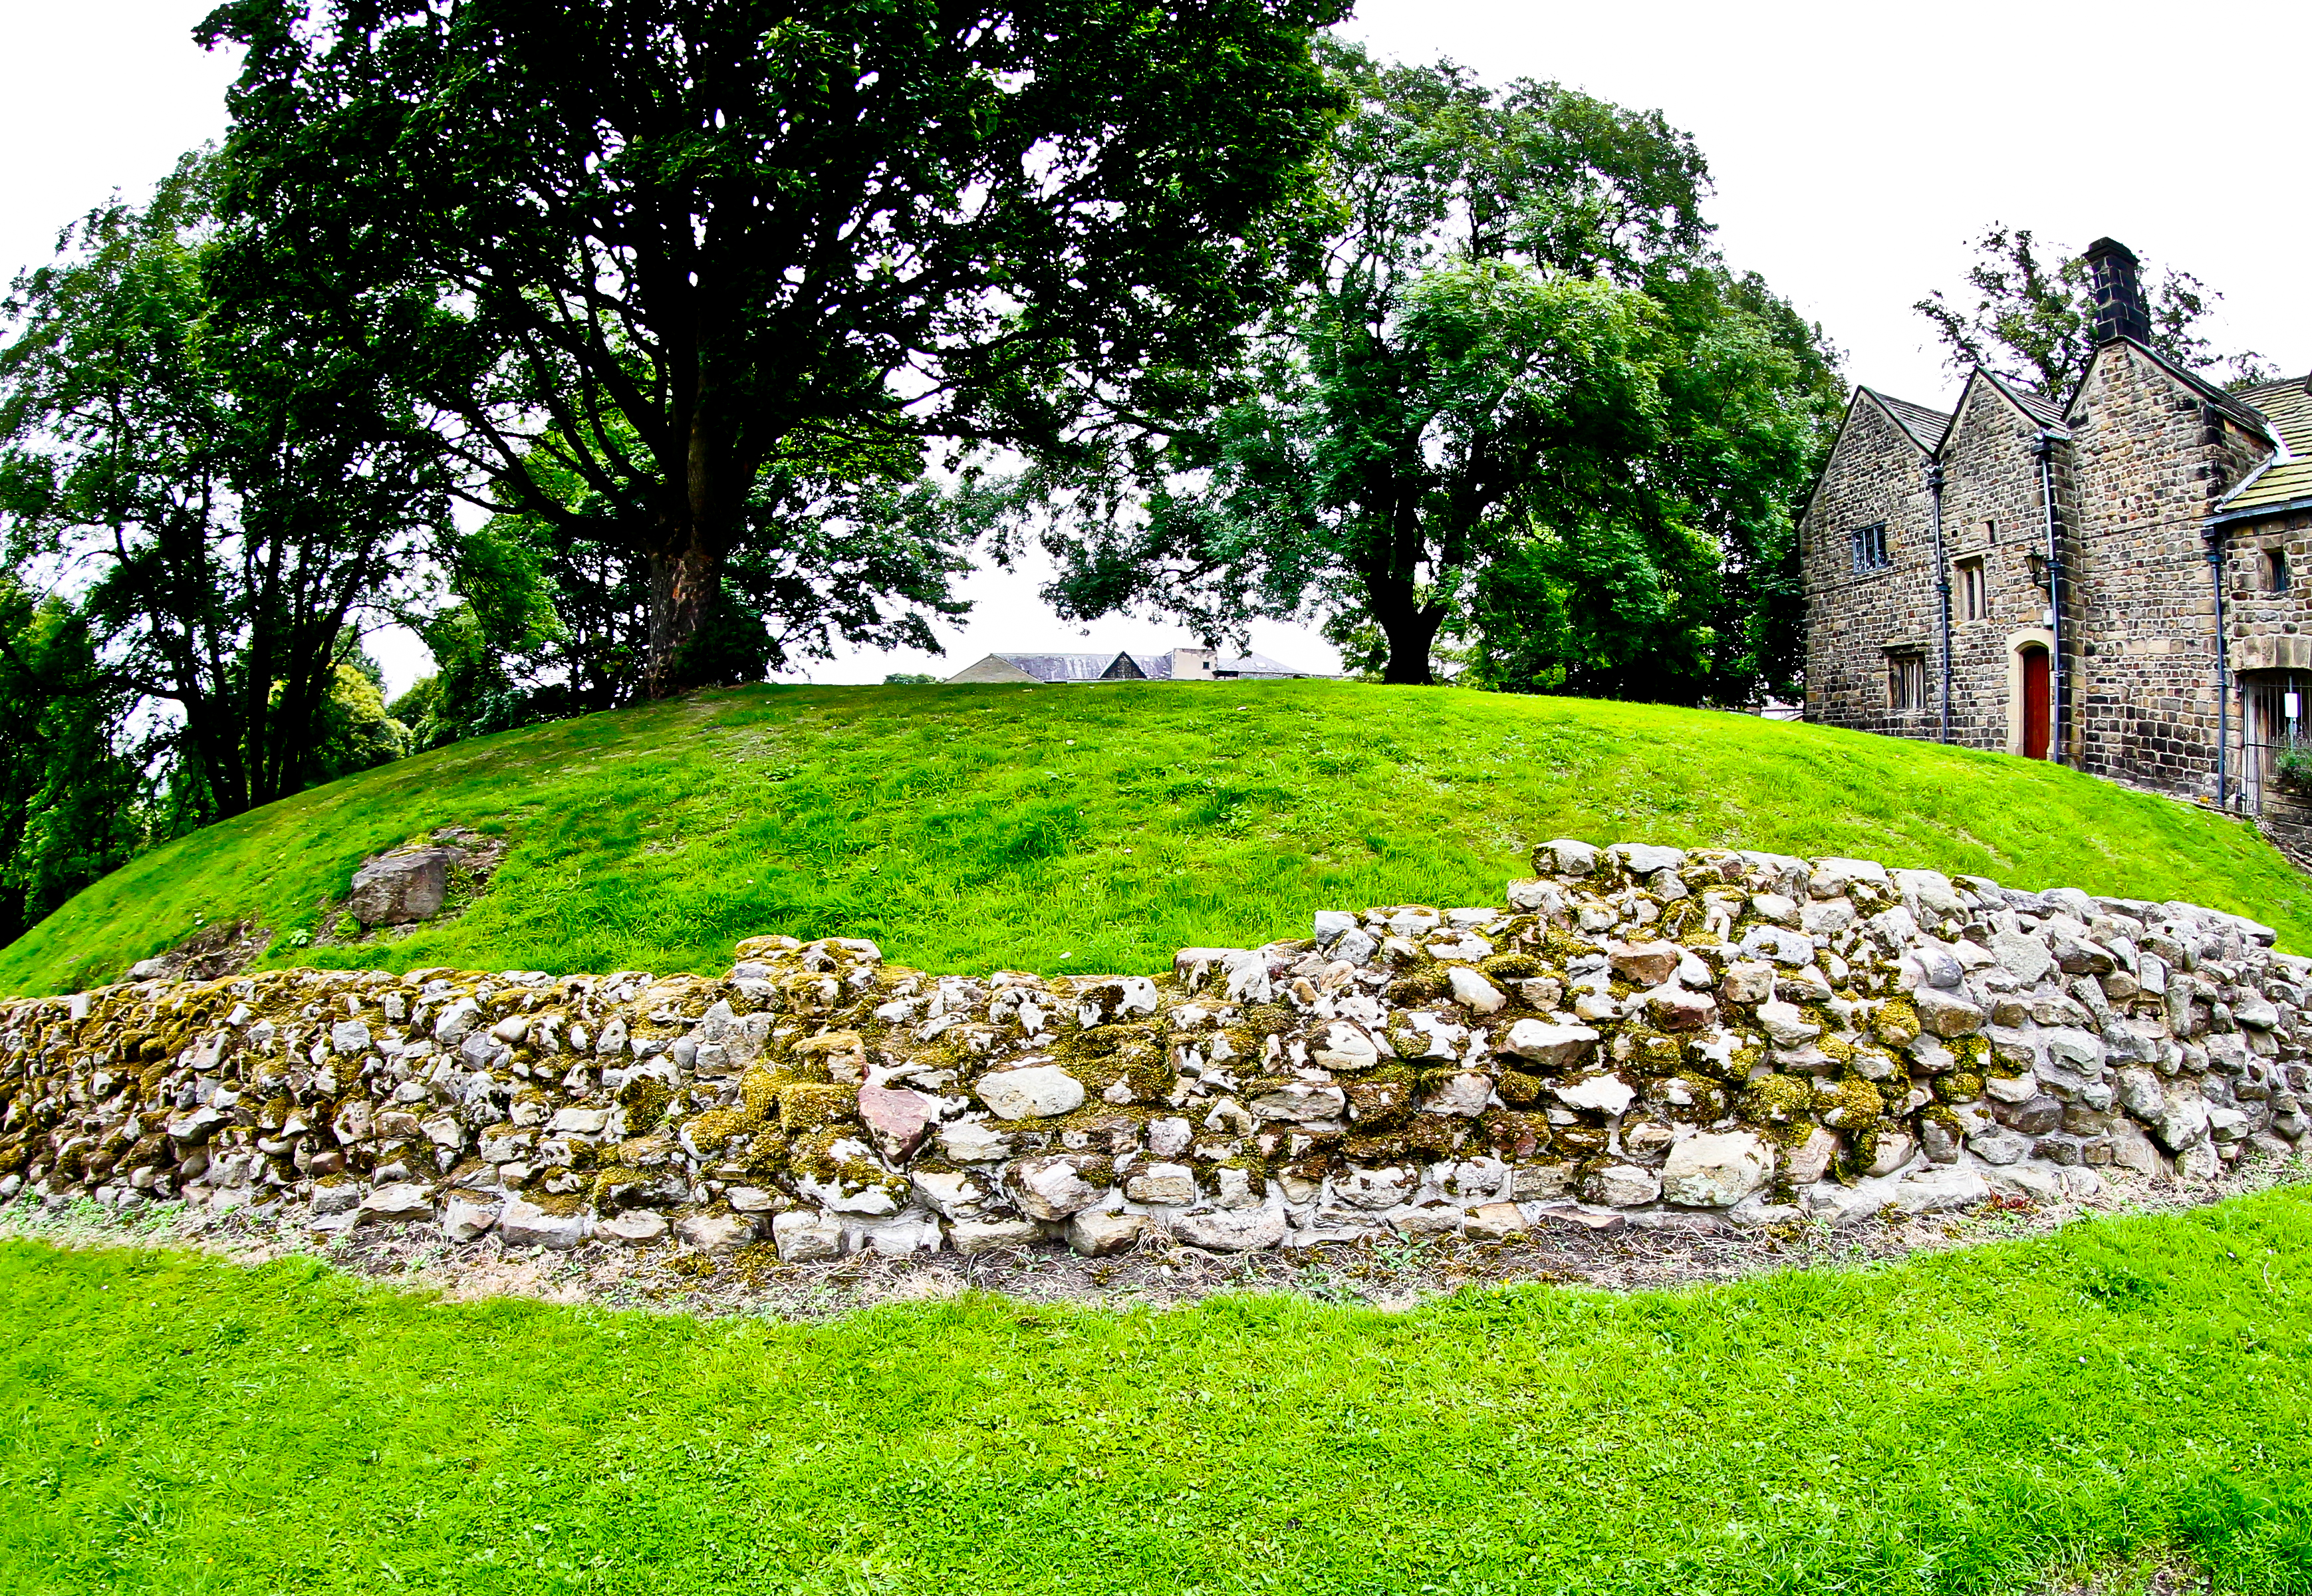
[777,1083,857,1134]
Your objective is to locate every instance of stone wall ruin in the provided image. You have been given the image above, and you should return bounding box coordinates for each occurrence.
[3,841,2303,1258]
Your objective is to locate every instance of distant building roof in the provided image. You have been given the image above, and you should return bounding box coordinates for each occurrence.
[944,646,1323,685]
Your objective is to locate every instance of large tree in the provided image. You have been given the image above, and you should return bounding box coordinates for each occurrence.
[1031,42,1840,692]
[198,0,1349,696]
[1914,227,2272,401]
[0,152,446,821]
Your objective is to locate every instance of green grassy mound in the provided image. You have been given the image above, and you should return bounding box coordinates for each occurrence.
[3,680,2307,998]
[4,1189,2311,1593]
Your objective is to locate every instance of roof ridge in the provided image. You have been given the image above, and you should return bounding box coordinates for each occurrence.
[1857,386,1952,452]
[1976,367,2069,430]
[2088,337,2277,444]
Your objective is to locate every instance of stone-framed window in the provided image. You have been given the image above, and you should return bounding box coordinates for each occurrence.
[1887,652,1926,712]
[2265,548,2290,593]
[1957,558,1987,621]
[1850,522,1890,573]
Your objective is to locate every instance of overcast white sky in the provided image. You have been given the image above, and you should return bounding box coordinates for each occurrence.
[5,1,2305,693]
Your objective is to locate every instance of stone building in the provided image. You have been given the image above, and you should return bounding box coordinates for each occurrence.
[1802,239,2312,852]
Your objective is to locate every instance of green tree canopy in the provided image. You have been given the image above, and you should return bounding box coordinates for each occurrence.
[0,581,145,946]
[1031,41,1840,694]
[198,0,1352,696]
[0,151,448,822]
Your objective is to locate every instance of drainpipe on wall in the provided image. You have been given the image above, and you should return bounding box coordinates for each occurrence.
[2033,435,2068,767]
[2207,523,2231,808]
[1928,462,1951,743]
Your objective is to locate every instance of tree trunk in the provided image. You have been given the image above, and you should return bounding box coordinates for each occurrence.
[1366,579,1443,686]
[642,523,723,700]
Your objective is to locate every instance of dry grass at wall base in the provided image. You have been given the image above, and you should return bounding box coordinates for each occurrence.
[4,679,2309,999]
[4,1140,2305,1321]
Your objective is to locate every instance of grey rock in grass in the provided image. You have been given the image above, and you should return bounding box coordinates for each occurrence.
[348,847,463,926]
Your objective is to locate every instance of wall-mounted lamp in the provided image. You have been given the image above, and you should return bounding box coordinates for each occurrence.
[2027,551,2050,590]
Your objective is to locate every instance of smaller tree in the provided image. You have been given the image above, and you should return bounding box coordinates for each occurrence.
[0,582,145,946]
[1915,226,2271,401]
[0,150,450,823]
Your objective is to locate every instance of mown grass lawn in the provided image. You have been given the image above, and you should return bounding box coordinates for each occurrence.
[3,680,2307,996]
[3,1188,2310,1594]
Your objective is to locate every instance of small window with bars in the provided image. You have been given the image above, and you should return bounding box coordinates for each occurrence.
[1956,558,1986,621]
[1888,653,1926,713]
[2265,548,2290,593]
[1850,522,1890,573]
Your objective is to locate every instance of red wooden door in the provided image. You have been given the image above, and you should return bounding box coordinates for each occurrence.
[2022,646,2051,759]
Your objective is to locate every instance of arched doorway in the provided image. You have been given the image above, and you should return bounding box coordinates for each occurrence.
[2020,644,2051,759]
[2003,629,2057,759]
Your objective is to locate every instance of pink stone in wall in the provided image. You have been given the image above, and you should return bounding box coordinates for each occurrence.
[857,1084,937,1160]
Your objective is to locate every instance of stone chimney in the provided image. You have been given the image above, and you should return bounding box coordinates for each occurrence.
[2083,237,2151,346]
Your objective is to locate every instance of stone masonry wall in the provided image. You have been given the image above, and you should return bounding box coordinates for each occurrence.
[2068,343,2265,798]
[2216,505,2312,860]
[3,841,2304,1260]
[1803,398,1938,735]
[1934,376,2061,753]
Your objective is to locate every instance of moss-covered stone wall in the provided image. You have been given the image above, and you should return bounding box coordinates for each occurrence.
[3,841,2302,1257]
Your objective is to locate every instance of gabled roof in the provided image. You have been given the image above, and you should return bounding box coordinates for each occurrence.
[1978,369,2067,430]
[2073,336,2278,444]
[1938,366,2070,450]
[2214,375,2312,523]
[1857,386,1951,453]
